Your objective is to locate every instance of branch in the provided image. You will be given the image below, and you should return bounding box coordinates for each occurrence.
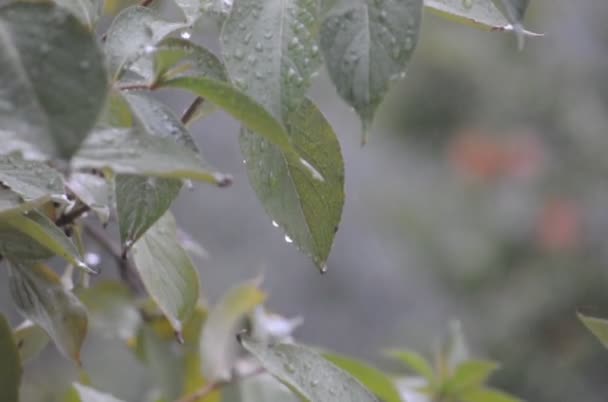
[181,97,205,125]
[174,366,265,402]
[56,204,90,226]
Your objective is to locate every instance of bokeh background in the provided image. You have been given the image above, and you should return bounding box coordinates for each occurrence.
[3,0,608,401]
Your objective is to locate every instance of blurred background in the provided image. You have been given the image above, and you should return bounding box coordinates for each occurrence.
[4,0,608,401]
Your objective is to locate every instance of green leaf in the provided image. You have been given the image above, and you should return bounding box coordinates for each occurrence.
[72,127,231,185]
[200,279,266,381]
[160,77,297,157]
[0,2,108,159]
[7,260,88,364]
[0,187,50,217]
[13,320,50,364]
[461,387,522,402]
[320,0,422,141]
[131,211,200,334]
[72,383,127,402]
[236,374,301,402]
[3,210,95,273]
[0,154,64,201]
[54,0,102,28]
[578,312,608,349]
[104,6,186,79]
[66,172,112,225]
[385,349,435,382]
[240,338,379,402]
[240,98,344,271]
[0,313,22,402]
[443,360,498,394]
[323,353,402,402]
[221,0,322,119]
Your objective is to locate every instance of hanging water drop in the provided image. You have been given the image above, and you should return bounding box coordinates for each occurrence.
[180,31,192,39]
[284,235,293,244]
[462,0,473,9]
[320,264,328,274]
[272,220,279,228]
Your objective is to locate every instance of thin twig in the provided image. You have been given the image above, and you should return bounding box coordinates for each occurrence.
[175,366,265,402]
[181,97,205,125]
[56,204,91,226]
[117,83,152,91]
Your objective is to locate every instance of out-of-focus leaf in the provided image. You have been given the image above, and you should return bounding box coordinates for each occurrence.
[0,2,108,159]
[240,98,344,271]
[77,281,140,340]
[13,320,50,364]
[221,0,321,119]
[0,313,21,402]
[0,154,64,201]
[249,307,302,344]
[0,187,50,217]
[139,325,184,400]
[461,387,522,402]
[578,313,608,349]
[54,0,102,28]
[320,0,422,141]
[385,349,435,382]
[443,360,498,394]
[393,377,431,402]
[444,320,469,371]
[493,0,529,48]
[236,373,300,402]
[241,338,379,402]
[67,172,111,225]
[131,211,200,334]
[104,6,186,79]
[200,280,266,381]
[97,90,133,129]
[7,260,88,364]
[323,353,402,402]
[72,383,127,402]
[3,211,95,273]
[72,128,231,185]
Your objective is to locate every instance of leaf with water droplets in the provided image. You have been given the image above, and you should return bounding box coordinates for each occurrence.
[72,127,230,185]
[235,374,301,402]
[66,172,112,225]
[1,210,94,274]
[493,0,530,48]
[131,211,200,334]
[7,260,88,364]
[240,98,344,271]
[13,320,50,364]
[240,338,379,402]
[320,0,422,141]
[53,0,102,28]
[221,0,322,119]
[200,279,266,382]
[0,154,64,201]
[104,6,186,80]
[0,2,108,159]
[0,313,21,402]
[72,383,127,402]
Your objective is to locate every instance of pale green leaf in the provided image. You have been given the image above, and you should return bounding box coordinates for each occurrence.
[323,353,402,402]
[236,373,301,402]
[54,0,102,28]
[66,172,112,225]
[7,260,88,363]
[320,0,422,140]
[221,0,321,119]
[240,98,344,271]
[578,312,608,349]
[443,360,498,394]
[241,338,379,402]
[0,313,22,402]
[72,383,127,402]
[385,349,435,382]
[13,320,50,364]
[461,387,522,402]
[0,2,108,159]
[139,325,184,400]
[200,280,266,381]
[131,211,200,334]
[104,6,186,79]
[0,154,64,201]
[0,187,50,217]
[72,127,231,185]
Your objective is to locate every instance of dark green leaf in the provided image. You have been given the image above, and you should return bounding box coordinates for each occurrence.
[0,154,64,201]
[67,172,112,225]
[0,313,22,402]
[241,338,379,402]
[72,383,127,402]
[131,211,200,334]
[221,0,321,118]
[578,312,608,349]
[320,0,423,140]
[240,98,344,271]
[13,320,50,364]
[323,353,402,402]
[0,2,108,159]
[385,349,435,382]
[7,260,88,363]
[200,279,266,381]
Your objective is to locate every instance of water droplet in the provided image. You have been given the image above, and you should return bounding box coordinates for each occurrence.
[311,45,319,57]
[79,60,90,70]
[234,48,244,60]
[180,31,192,39]
[284,235,293,244]
[255,42,263,52]
[263,30,273,40]
[299,158,324,182]
[255,71,264,79]
[84,252,100,267]
[288,37,299,49]
[311,379,319,387]
[391,46,401,59]
[243,32,252,44]
[320,264,328,274]
[462,0,473,9]
[284,362,296,372]
[379,9,387,21]
[39,43,50,54]
[144,45,156,54]
[272,220,279,228]
[404,37,414,51]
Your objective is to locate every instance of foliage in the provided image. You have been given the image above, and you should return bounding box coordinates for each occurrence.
[0,0,535,400]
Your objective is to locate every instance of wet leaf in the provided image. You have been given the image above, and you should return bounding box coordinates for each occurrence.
[323,353,402,402]
[54,0,102,28]
[240,98,344,271]
[0,313,22,402]
[0,2,108,159]
[72,127,230,185]
[579,312,608,349]
[235,373,300,402]
[131,211,200,334]
[200,279,266,381]
[320,0,423,140]
[139,325,184,400]
[0,187,50,217]
[104,6,186,79]
[7,260,88,363]
[0,154,64,201]
[13,320,50,364]
[221,0,321,119]
[241,338,379,402]
[72,383,127,402]
[385,349,435,382]
[66,172,112,225]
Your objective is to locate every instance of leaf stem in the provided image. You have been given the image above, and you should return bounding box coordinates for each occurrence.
[181,97,205,125]
[116,83,152,91]
[56,204,91,226]
[174,366,265,402]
